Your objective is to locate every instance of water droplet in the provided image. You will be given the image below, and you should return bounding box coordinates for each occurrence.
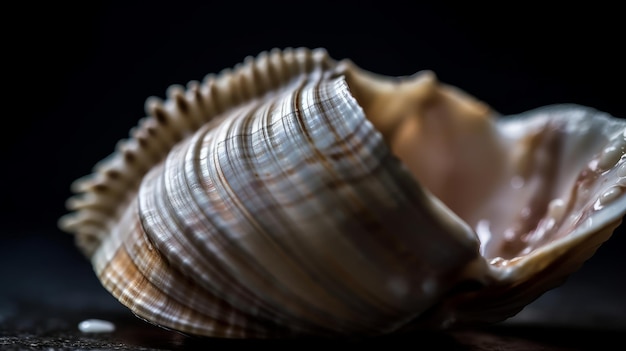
[503,228,516,241]
[598,145,622,172]
[593,198,603,211]
[489,257,506,266]
[520,207,531,219]
[598,137,626,172]
[510,176,524,189]
[547,198,566,221]
[599,186,622,207]
[78,319,116,333]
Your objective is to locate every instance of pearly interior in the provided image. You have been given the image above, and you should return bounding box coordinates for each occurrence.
[343,67,626,262]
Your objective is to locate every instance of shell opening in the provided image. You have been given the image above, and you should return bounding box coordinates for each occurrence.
[344,68,626,264]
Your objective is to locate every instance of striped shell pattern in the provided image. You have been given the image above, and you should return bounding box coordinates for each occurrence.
[60,48,626,338]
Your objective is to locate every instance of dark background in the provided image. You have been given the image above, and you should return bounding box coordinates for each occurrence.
[2,1,625,346]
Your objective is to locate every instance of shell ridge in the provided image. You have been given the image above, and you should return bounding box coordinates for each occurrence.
[102,156,297,337]
[270,73,403,332]
[184,118,324,333]
[298,75,414,317]
[184,99,334,332]
[201,74,365,333]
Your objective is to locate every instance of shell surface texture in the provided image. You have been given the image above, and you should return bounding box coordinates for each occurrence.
[59,48,626,339]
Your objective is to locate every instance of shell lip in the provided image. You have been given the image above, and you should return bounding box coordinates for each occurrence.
[475,104,626,278]
[491,195,626,279]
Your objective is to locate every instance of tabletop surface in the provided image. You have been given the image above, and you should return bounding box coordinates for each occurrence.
[1,231,624,351]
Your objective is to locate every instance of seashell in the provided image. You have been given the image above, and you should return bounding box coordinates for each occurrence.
[59,47,626,338]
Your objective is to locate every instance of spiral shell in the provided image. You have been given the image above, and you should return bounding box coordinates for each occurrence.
[60,48,626,338]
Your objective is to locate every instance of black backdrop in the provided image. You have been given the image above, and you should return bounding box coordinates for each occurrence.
[2,0,625,329]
